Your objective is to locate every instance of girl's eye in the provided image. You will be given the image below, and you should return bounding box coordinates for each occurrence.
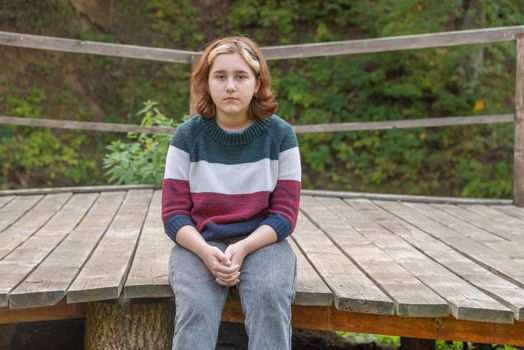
[216,74,225,80]
[236,75,248,80]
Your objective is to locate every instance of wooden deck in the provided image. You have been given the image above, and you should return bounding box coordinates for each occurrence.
[0,186,523,345]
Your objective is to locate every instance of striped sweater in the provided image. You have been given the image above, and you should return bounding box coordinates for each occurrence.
[161,114,301,242]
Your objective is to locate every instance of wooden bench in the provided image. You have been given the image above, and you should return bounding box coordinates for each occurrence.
[0,185,523,349]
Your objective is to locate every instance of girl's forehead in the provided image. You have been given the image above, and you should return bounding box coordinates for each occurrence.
[210,52,252,72]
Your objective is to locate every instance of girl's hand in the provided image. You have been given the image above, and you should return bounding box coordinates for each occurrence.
[224,242,248,274]
[200,245,240,287]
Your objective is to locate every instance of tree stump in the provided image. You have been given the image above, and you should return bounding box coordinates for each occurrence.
[85,299,175,350]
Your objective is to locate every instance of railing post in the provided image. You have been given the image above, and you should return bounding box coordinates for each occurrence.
[515,35,524,206]
[189,53,201,116]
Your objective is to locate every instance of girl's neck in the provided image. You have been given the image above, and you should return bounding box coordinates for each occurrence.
[215,113,253,131]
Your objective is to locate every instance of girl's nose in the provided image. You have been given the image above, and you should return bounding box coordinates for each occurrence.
[225,78,236,92]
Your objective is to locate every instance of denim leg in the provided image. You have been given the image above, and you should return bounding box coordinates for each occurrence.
[168,241,229,350]
[236,239,297,350]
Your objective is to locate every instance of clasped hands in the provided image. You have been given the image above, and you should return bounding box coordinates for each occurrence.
[202,242,247,287]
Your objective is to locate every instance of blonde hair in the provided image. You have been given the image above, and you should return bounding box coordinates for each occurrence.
[191,36,277,119]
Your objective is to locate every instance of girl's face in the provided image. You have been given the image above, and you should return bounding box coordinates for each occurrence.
[208,52,259,124]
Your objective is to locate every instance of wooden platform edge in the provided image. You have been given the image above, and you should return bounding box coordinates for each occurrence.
[2,300,523,346]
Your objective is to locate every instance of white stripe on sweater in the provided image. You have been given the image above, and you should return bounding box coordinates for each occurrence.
[164,146,301,194]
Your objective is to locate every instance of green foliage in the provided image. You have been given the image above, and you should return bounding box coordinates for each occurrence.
[103,101,184,185]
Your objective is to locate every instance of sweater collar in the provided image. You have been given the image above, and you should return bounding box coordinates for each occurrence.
[201,115,270,146]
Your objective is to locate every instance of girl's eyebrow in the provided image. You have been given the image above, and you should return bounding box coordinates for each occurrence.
[212,69,249,74]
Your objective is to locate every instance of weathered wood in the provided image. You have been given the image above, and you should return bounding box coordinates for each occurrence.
[0,299,86,325]
[288,237,333,306]
[84,300,175,350]
[301,196,448,317]
[67,190,153,303]
[0,115,175,134]
[367,201,524,321]
[0,196,14,209]
[402,202,524,260]
[0,195,43,233]
[379,201,524,288]
[0,193,98,307]
[0,184,155,196]
[222,302,524,346]
[301,189,512,205]
[123,190,173,299]
[292,211,395,314]
[0,193,72,260]
[400,337,435,350]
[0,114,514,135]
[491,204,524,221]
[340,199,515,324]
[9,192,126,308]
[292,114,513,133]
[0,31,194,62]
[459,204,524,239]
[261,26,524,59]
[515,35,524,206]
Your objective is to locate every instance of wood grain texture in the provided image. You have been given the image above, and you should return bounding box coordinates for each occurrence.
[366,200,524,321]
[0,193,98,307]
[0,193,72,260]
[67,190,153,303]
[0,195,43,233]
[342,199,514,324]
[292,210,395,315]
[515,36,524,206]
[301,196,448,317]
[9,192,126,308]
[0,31,194,62]
[0,196,14,209]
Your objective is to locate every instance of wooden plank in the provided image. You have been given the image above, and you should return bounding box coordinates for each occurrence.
[9,192,126,308]
[261,26,524,60]
[0,114,514,136]
[374,200,524,289]
[340,198,514,324]
[0,115,175,135]
[515,35,524,206]
[402,202,524,260]
[491,204,524,222]
[123,190,173,299]
[0,196,15,208]
[301,190,511,205]
[0,195,43,232]
[222,302,524,346]
[123,191,333,305]
[67,189,153,303]
[0,193,72,260]
[301,196,448,317]
[0,184,155,196]
[432,203,523,244]
[292,210,395,315]
[363,200,524,321]
[293,114,513,133]
[0,31,194,62]
[288,236,333,306]
[459,204,524,239]
[0,193,98,307]
[0,299,86,325]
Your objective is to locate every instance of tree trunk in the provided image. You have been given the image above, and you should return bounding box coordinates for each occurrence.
[400,336,435,350]
[85,299,175,350]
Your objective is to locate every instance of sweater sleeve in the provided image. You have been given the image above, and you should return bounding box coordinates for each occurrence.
[161,127,196,242]
[259,125,302,241]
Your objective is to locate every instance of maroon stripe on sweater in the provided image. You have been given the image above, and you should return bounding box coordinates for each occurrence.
[191,191,271,231]
[268,180,301,231]
[162,179,193,222]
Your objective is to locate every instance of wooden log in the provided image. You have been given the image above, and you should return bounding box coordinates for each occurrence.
[84,300,175,350]
[515,35,524,206]
[400,337,435,350]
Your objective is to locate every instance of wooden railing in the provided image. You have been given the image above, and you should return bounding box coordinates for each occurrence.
[1,26,523,205]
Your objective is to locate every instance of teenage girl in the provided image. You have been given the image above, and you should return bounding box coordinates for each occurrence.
[162,36,301,350]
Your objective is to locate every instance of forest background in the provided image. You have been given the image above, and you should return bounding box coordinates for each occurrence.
[1,0,523,198]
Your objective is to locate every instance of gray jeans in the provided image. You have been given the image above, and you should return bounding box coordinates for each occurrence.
[168,238,297,350]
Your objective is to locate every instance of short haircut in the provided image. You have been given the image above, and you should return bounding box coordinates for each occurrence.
[191,36,278,119]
